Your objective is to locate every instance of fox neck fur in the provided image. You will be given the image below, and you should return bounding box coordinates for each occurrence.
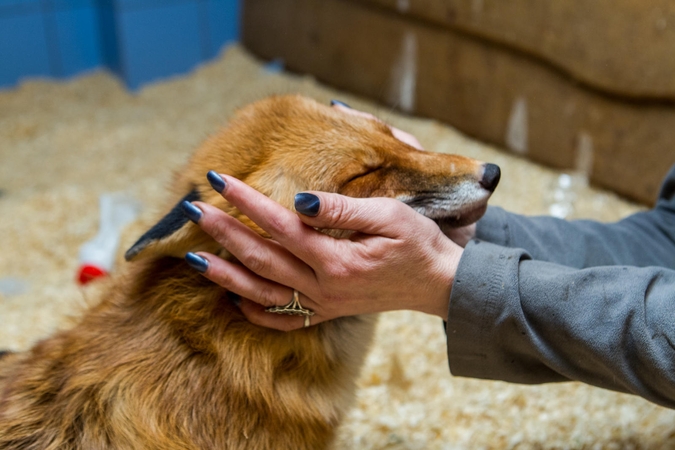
[0,95,493,449]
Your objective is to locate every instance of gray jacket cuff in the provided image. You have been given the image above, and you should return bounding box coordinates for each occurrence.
[446,240,538,381]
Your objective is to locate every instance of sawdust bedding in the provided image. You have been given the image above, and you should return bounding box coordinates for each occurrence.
[0,45,673,449]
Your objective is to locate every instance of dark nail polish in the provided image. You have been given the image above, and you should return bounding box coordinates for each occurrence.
[294,193,320,216]
[185,252,209,273]
[330,100,351,109]
[181,201,202,223]
[226,291,241,306]
[207,170,227,193]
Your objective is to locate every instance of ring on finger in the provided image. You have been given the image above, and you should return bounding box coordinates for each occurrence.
[266,289,315,317]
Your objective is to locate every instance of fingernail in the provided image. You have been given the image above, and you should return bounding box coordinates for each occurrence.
[294,193,320,216]
[226,291,241,307]
[185,252,209,273]
[181,201,202,223]
[207,170,227,193]
[330,100,351,109]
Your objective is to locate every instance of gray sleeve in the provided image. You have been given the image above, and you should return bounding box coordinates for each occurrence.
[446,241,675,408]
[446,165,675,407]
[475,165,675,269]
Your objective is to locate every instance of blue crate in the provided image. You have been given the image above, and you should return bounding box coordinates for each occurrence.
[0,0,240,90]
[0,1,52,86]
[0,0,40,9]
[115,1,206,89]
[110,0,241,89]
[203,0,240,59]
[52,0,103,77]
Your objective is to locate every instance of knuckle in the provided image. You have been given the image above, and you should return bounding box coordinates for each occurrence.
[360,255,384,273]
[210,268,234,289]
[254,284,280,308]
[319,291,348,316]
[265,213,288,236]
[322,261,352,281]
[243,249,272,275]
[382,197,407,217]
[205,220,229,245]
[321,290,343,305]
[322,195,353,225]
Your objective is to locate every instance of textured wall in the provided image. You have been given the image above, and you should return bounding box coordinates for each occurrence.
[242,0,675,204]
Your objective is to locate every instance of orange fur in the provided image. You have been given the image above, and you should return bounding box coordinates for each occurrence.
[0,95,492,449]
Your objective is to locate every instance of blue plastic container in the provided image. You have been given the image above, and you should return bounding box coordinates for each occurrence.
[0,0,240,90]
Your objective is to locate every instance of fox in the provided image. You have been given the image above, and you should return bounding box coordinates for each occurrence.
[0,95,500,449]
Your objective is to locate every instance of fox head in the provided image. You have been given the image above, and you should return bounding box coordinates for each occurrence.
[125,95,499,262]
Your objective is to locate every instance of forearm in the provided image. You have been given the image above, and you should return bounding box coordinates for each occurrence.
[476,165,675,269]
[477,206,675,269]
[447,241,675,408]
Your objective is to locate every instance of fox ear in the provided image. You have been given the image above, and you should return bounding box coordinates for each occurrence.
[124,188,217,262]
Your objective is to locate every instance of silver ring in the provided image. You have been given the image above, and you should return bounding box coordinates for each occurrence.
[304,315,311,328]
[266,289,315,317]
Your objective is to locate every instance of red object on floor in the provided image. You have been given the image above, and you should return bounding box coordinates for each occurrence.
[77,264,108,285]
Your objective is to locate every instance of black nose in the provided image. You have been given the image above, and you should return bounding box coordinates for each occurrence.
[480,163,501,192]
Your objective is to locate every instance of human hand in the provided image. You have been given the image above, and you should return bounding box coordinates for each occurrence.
[184,174,464,331]
[329,100,425,150]
[440,223,476,248]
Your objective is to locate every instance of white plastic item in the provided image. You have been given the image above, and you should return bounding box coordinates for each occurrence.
[77,193,141,284]
[545,131,594,219]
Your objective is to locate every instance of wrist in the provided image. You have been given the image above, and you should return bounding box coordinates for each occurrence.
[417,239,463,320]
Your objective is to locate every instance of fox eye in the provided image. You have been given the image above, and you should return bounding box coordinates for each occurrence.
[346,166,382,183]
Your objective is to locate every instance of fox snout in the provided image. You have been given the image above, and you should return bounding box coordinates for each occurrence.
[435,162,499,227]
[389,157,500,229]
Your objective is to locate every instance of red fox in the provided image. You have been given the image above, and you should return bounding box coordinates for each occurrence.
[0,95,499,449]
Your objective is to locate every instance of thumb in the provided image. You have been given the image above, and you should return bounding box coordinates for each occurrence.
[441,223,476,248]
[294,192,414,238]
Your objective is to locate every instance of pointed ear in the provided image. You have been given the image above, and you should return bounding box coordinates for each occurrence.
[125,188,218,262]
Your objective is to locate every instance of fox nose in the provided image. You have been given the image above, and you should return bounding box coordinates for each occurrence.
[480,163,501,192]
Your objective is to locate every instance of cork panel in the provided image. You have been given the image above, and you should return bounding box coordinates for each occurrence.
[361,0,675,99]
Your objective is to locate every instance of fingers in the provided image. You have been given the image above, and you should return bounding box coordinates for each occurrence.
[190,251,309,310]
[441,223,477,248]
[207,175,339,264]
[330,100,424,150]
[210,173,416,252]
[186,251,326,331]
[294,191,418,238]
[330,101,379,121]
[238,299,325,332]
[390,127,424,150]
[191,201,317,294]
[216,173,414,240]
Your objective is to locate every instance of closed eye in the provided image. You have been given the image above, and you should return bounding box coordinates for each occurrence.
[345,167,382,183]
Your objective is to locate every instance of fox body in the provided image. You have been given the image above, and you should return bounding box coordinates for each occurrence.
[0,96,498,449]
